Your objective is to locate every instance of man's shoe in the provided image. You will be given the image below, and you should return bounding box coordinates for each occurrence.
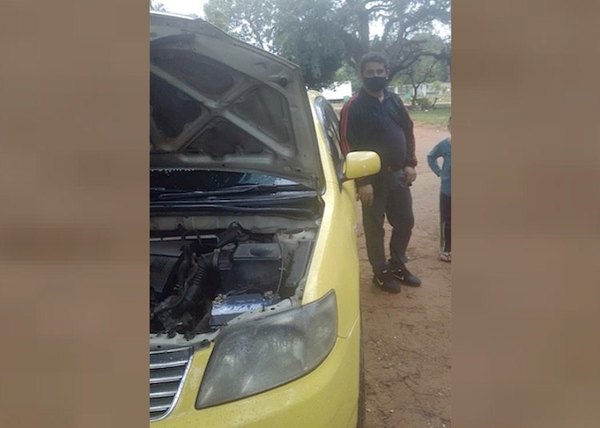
[373,270,401,293]
[392,266,421,287]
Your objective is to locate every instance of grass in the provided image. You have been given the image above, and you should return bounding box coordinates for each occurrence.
[331,101,451,128]
[408,104,451,128]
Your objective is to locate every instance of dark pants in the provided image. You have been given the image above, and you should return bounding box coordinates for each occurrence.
[440,193,451,252]
[362,170,414,275]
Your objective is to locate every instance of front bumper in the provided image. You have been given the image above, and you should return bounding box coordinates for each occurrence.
[151,321,360,428]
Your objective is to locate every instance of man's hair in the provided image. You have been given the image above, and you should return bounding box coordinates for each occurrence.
[359,52,388,74]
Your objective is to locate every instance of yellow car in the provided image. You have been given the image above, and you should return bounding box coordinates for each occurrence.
[150,13,380,428]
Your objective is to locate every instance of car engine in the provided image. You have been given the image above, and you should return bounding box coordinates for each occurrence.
[150,222,314,339]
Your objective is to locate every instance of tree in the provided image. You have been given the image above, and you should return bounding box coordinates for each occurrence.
[273,0,346,88]
[204,0,277,51]
[329,0,450,79]
[205,0,346,89]
[334,63,362,92]
[203,0,451,88]
[392,34,448,108]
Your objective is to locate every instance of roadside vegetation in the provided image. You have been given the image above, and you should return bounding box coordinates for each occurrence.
[332,101,450,128]
[409,104,451,128]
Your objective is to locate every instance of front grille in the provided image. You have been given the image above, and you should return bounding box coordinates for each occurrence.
[149,347,193,421]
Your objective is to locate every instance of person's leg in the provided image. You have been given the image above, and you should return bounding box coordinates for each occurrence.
[439,192,445,253]
[440,193,451,252]
[439,192,451,262]
[361,174,388,275]
[386,174,414,269]
[385,171,421,286]
[362,173,402,293]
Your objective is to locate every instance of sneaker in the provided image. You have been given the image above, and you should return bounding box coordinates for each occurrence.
[391,266,422,287]
[440,252,451,263]
[373,270,401,293]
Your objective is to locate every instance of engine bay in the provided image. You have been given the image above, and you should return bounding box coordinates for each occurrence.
[150,221,315,340]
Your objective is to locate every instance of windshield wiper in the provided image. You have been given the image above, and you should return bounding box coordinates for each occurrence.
[151,184,313,201]
[150,203,317,218]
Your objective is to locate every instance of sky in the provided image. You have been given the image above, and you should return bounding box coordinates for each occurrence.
[159,0,207,17]
[158,0,450,39]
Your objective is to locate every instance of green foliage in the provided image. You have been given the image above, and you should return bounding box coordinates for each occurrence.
[334,63,361,94]
[204,0,344,88]
[355,0,451,78]
[416,97,433,110]
[204,0,277,51]
[273,0,346,89]
[399,34,448,81]
[203,0,451,89]
[409,105,451,127]
[430,81,442,92]
[392,34,449,106]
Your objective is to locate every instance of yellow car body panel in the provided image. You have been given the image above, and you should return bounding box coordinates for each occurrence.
[151,92,368,427]
[153,323,360,428]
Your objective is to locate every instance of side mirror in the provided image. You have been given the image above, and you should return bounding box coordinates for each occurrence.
[343,151,381,180]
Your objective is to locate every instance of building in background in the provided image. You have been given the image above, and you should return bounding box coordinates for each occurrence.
[321,81,353,102]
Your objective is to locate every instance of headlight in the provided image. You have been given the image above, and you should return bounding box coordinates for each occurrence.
[196,290,337,409]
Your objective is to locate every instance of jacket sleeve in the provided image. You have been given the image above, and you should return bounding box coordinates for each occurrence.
[339,97,361,153]
[339,97,373,187]
[427,142,442,176]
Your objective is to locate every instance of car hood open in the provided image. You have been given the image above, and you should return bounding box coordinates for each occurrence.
[150,13,324,189]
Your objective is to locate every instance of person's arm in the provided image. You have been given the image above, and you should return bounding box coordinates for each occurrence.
[338,100,353,156]
[393,95,417,167]
[339,99,373,188]
[427,143,442,176]
[404,116,417,168]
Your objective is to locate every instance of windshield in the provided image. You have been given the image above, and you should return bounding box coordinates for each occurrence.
[150,169,321,219]
[150,169,299,192]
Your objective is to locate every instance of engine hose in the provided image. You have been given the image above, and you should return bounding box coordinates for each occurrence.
[152,255,213,320]
[151,259,199,318]
[176,245,194,287]
[180,256,210,309]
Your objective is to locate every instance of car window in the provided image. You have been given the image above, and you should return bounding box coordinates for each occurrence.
[315,97,344,182]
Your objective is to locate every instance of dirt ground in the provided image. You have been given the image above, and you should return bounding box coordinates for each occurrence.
[358,124,451,427]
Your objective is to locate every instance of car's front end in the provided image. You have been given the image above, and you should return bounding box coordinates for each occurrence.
[149,13,378,427]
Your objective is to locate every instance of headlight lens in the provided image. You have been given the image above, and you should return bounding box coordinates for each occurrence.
[196,290,337,409]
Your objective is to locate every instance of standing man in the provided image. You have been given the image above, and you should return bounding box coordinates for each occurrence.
[340,52,421,293]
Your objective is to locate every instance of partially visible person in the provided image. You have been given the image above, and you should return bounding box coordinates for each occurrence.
[339,52,421,293]
[427,116,452,262]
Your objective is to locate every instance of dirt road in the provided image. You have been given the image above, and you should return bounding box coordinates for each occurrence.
[359,124,451,428]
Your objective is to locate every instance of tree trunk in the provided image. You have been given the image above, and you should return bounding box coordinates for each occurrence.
[345,1,371,67]
[411,84,420,107]
[358,9,370,53]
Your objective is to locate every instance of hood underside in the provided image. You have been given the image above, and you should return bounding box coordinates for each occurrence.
[150,14,323,189]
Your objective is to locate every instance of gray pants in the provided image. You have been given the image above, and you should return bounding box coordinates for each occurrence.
[361,169,414,275]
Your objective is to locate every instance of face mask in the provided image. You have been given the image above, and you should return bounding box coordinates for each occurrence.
[363,76,388,92]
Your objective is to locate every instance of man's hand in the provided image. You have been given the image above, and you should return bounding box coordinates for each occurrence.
[357,184,374,206]
[404,166,417,185]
